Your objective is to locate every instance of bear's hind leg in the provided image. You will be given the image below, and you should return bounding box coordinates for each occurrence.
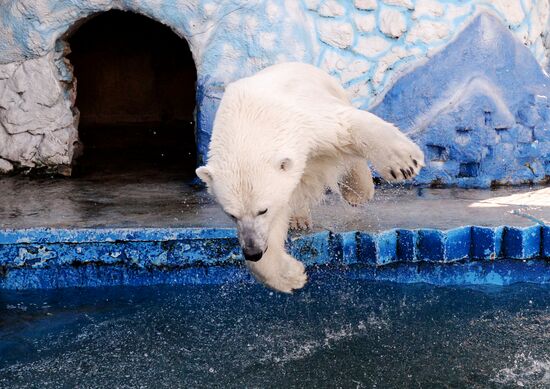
[289,185,314,231]
[339,159,375,206]
[289,206,312,230]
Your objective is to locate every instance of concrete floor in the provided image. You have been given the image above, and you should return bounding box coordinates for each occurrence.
[0,167,548,231]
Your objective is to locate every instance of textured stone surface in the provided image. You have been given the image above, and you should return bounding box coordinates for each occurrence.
[373,13,550,187]
[406,20,449,43]
[354,0,377,11]
[0,54,77,168]
[304,0,550,109]
[353,13,376,33]
[379,8,407,38]
[318,20,354,49]
[412,0,444,19]
[0,158,13,173]
[317,0,345,17]
[382,0,414,9]
[354,36,391,57]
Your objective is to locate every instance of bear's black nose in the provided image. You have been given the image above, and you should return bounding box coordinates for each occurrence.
[243,250,263,262]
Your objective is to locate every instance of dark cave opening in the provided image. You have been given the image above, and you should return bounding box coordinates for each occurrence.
[68,10,197,178]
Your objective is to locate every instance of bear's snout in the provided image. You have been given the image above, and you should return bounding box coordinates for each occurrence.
[243,249,263,262]
[239,224,266,262]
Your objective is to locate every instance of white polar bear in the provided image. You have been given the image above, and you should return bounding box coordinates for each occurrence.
[196,62,424,293]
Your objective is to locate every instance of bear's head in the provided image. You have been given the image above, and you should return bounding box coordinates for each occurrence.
[196,155,301,262]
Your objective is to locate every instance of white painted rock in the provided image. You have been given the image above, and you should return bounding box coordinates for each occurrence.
[382,0,414,10]
[0,158,14,173]
[303,0,321,11]
[318,0,345,17]
[355,35,391,57]
[354,13,376,33]
[354,0,377,11]
[406,20,450,44]
[379,8,407,38]
[318,20,354,49]
[491,0,525,27]
[0,54,77,167]
[413,0,445,19]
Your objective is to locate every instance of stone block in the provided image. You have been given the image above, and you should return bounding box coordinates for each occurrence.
[290,231,333,265]
[543,226,550,258]
[417,229,444,262]
[396,229,417,262]
[444,227,471,262]
[356,230,397,265]
[376,230,398,265]
[471,226,504,260]
[502,226,542,259]
[340,231,358,265]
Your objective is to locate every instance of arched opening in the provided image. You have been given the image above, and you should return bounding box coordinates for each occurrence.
[68,10,197,178]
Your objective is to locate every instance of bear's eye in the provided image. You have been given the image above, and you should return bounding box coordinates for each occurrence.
[226,212,237,221]
[257,208,268,216]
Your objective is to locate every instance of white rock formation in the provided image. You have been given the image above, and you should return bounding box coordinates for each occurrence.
[412,0,445,19]
[303,0,321,11]
[355,35,391,57]
[354,0,377,11]
[491,0,525,27]
[406,20,450,44]
[0,54,77,168]
[382,0,414,10]
[379,8,407,38]
[354,13,376,33]
[318,0,345,17]
[318,20,354,49]
[0,158,13,173]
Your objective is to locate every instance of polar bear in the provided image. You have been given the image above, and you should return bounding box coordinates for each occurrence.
[196,62,424,293]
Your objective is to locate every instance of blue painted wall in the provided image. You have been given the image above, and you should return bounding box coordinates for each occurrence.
[1,225,548,289]
[373,14,550,187]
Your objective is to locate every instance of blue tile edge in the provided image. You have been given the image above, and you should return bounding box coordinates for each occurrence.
[0,225,548,289]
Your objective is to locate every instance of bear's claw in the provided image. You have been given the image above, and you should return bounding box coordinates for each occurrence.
[372,138,425,182]
[289,214,312,230]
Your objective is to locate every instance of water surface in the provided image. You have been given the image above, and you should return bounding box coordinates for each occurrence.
[1,273,549,388]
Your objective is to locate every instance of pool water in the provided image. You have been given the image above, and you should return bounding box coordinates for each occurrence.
[1,272,549,388]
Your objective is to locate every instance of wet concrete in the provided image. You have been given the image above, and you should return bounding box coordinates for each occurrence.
[0,168,548,231]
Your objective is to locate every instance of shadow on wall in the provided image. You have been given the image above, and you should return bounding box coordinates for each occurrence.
[68,10,198,177]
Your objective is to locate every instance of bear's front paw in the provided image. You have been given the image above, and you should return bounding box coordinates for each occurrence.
[266,256,307,293]
[289,214,312,231]
[247,252,308,293]
[371,135,425,181]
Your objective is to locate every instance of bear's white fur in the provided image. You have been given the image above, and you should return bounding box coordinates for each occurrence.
[197,62,424,293]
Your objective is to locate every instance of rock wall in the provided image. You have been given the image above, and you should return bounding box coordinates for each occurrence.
[0,0,548,185]
[373,13,550,187]
[305,0,550,108]
[0,0,315,170]
[0,52,78,172]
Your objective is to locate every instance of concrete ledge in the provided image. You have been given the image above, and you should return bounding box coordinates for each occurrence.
[1,225,548,289]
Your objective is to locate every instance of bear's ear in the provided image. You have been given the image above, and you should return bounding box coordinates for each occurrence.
[196,166,214,185]
[279,158,293,172]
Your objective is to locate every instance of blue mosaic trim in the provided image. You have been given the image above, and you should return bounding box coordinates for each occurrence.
[0,225,548,289]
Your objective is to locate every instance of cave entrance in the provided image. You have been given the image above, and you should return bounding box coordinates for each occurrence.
[68,10,197,178]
